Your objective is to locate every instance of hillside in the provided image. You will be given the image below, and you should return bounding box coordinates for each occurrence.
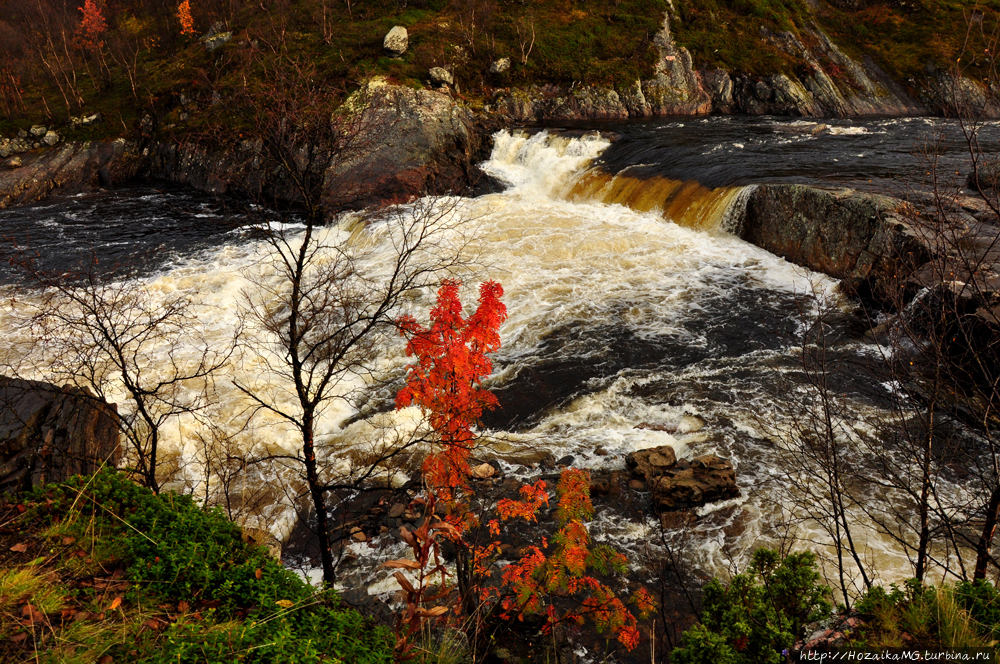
[1,0,1000,141]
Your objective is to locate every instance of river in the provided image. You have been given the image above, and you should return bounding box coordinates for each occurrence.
[1,116,995,610]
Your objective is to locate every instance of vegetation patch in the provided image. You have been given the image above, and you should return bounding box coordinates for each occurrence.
[0,469,393,663]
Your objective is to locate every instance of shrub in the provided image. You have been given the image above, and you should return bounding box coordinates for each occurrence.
[672,548,832,664]
[22,469,394,664]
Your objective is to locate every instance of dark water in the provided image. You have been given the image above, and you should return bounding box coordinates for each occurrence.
[2,117,993,284]
[583,116,1000,190]
[0,182,245,283]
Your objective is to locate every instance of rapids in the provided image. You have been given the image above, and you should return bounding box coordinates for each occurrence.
[1,117,988,598]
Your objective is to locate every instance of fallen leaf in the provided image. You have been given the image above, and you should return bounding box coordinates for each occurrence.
[10,542,28,553]
[109,597,122,611]
[73,611,90,622]
[11,632,28,643]
[415,605,450,618]
[143,619,163,630]
[61,536,75,546]
[177,600,190,613]
[20,604,44,622]
[275,599,295,609]
[383,559,421,570]
[254,568,262,580]
[15,504,25,513]
[98,655,114,664]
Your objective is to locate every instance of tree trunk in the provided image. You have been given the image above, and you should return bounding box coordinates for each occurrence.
[975,484,1000,579]
[303,414,335,585]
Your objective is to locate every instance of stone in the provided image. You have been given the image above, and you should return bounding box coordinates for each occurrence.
[628,479,647,491]
[17,129,27,139]
[4,156,21,169]
[489,57,511,74]
[383,26,408,57]
[471,462,496,479]
[0,377,120,494]
[625,445,677,480]
[555,455,574,467]
[42,131,59,147]
[351,530,367,542]
[428,67,453,87]
[202,31,232,52]
[650,454,738,512]
[29,125,46,137]
[387,502,406,519]
[0,142,10,158]
[241,526,282,559]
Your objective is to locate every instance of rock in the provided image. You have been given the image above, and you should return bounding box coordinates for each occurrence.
[42,131,59,146]
[4,156,21,169]
[383,26,408,57]
[660,511,697,530]
[241,526,282,559]
[489,57,510,74]
[428,67,453,87]
[351,530,367,542]
[0,140,145,210]
[387,502,406,519]
[17,129,27,139]
[29,125,46,137]
[471,462,496,479]
[625,445,677,480]
[0,376,120,494]
[555,455,574,467]
[202,31,232,52]
[650,454,738,512]
[967,161,1000,190]
[628,479,647,491]
[0,143,9,159]
[738,184,930,300]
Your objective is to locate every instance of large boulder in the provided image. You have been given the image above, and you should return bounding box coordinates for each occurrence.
[650,455,738,512]
[625,445,677,481]
[737,185,930,299]
[0,377,120,494]
[625,445,738,512]
[0,139,146,210]
[383,26,408,57]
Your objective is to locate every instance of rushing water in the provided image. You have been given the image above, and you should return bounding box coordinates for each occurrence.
[0,117,987,599]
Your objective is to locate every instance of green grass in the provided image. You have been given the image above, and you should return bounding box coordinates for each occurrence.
[0,469,393,664]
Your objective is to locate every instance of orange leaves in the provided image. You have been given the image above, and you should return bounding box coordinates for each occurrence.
[176,0,196,36]
[75,0,107,52]
[396,279,507,498]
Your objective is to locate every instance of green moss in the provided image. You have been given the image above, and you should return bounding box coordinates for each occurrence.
[2,470,393,664]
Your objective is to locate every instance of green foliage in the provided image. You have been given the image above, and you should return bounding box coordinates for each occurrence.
[852,579,1000,650]
[15,469,394,664]
[672,548,832,664]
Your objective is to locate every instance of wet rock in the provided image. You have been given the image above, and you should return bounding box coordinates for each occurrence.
[555,455,574,467]
[428,67,453,87]
[628,479,647,491]
[387,503,406,519]
[489,57,510,74]
[29,125,47,137]
[649,454,738,512]
[625,445,677,480]
[0,140,144,210]
[383,26,408,57]
[42,131,59,147]
[4,156,21,169]
[738,184,930,300]
[0,376,120,494]
[471,462,496,479]
[660,511,697,530]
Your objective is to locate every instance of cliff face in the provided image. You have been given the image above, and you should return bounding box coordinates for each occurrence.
[492,13,992,121]
[0,84,497,212]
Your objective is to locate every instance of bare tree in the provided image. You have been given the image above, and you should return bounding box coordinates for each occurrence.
[222,46,477,585]
[0,255,232,493]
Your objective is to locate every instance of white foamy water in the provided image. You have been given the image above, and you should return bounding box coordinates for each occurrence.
[0,128,962,596]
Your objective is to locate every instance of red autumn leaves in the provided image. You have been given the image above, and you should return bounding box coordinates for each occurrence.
[396,279,651,651]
